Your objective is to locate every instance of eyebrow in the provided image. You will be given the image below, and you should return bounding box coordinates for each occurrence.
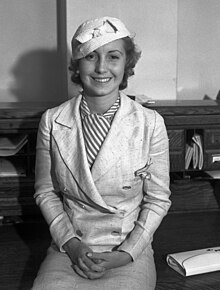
[108,50,124,54]
[92,49,124,55]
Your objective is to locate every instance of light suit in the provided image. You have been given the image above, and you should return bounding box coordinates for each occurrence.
[33,92,171,289]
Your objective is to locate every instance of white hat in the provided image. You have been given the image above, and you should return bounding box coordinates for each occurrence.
[71,16,131,60]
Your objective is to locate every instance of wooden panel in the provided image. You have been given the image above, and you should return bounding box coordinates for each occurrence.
[0,119,40,129]
[0,177,37,216]
[204,129,220,149]
[168,129,184,172]
[0,102,59,118]
[169,179,218,212]
[163,115,220,127]
[169,152,184,172]
[0,177,35,195]
[167,129,184,149]
[144,100,220,127]
[144,99,220,115]
[0,200,39,216]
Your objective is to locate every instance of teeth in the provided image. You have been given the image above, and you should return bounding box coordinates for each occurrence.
[94,78,110,83]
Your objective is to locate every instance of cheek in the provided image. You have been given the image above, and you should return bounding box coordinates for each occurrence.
[112,62,125,78]
[78,61,92,79]
[116,66,125,81]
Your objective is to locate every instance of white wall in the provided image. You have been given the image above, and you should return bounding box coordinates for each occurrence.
[1,0,220,103]
[0,0,66,102]
[66,0,178,100]
[177,0,220,100]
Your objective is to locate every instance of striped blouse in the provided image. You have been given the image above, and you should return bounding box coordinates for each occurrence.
[80,95,120,167]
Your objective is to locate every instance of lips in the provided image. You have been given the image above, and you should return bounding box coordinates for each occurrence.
[93,77,111,83]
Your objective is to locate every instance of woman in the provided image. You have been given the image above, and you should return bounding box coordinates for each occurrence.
[32,16,171,290]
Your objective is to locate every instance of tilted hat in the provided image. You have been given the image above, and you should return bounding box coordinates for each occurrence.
[71,16,131,60]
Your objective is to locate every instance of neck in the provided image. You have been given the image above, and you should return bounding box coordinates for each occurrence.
[83,92,119,114]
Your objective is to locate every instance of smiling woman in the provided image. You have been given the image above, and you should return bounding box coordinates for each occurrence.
[32,16,171,290]
[78,39,126,104]
[69,37,141,94]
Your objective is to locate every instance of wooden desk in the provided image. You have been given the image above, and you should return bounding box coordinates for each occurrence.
[143,100,220,213]
[143,99,220,173]
[153,211,220,290]
[0,102,59,216]
[0,100,220,216]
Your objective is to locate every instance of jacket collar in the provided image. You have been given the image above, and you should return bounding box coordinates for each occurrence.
[52,93,139,211]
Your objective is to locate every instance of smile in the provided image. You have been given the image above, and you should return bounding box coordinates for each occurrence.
[93,77,111,83]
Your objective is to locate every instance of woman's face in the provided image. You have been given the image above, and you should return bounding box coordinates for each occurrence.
[78,39,126,98]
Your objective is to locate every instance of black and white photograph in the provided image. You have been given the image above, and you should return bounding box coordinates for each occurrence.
[0,1,220,289]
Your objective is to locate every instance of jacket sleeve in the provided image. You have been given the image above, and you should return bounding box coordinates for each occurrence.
[117,111,171,260]
[34,110,76,251]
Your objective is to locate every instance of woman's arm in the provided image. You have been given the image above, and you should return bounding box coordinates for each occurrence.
[34,110,85,251]
[34,110,76,250]
[116,111,171,260]
[35,110,105,278]
[88,111,171,268]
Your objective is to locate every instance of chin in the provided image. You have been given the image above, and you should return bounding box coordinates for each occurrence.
[85,87,116,97]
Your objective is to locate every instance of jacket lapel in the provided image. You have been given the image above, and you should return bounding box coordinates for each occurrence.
[91,93,137,182]
[52,96,113,211]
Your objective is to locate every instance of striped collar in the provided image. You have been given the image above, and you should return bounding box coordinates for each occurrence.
[80,94,120,122]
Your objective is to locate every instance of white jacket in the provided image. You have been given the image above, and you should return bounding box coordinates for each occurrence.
[34,92,171,261]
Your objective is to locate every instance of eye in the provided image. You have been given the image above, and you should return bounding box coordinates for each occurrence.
[108,54,120,61]
[85,52,97,61]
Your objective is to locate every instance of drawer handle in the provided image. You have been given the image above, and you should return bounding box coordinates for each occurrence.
[212,154,220,163]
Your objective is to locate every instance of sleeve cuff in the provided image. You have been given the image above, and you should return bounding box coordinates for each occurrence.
[49,213,76,252]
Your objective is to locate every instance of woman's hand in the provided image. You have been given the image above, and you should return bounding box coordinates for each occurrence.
[63,238,105,279]
[87,250,132,270]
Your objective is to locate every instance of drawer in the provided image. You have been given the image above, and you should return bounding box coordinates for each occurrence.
[204,150,220,170]
[168,129,184,150]
[204,129,220,149]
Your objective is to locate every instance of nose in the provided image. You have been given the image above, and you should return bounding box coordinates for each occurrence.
[95,57,107,74]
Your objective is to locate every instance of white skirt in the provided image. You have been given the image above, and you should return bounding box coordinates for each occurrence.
[32,243,156,290]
